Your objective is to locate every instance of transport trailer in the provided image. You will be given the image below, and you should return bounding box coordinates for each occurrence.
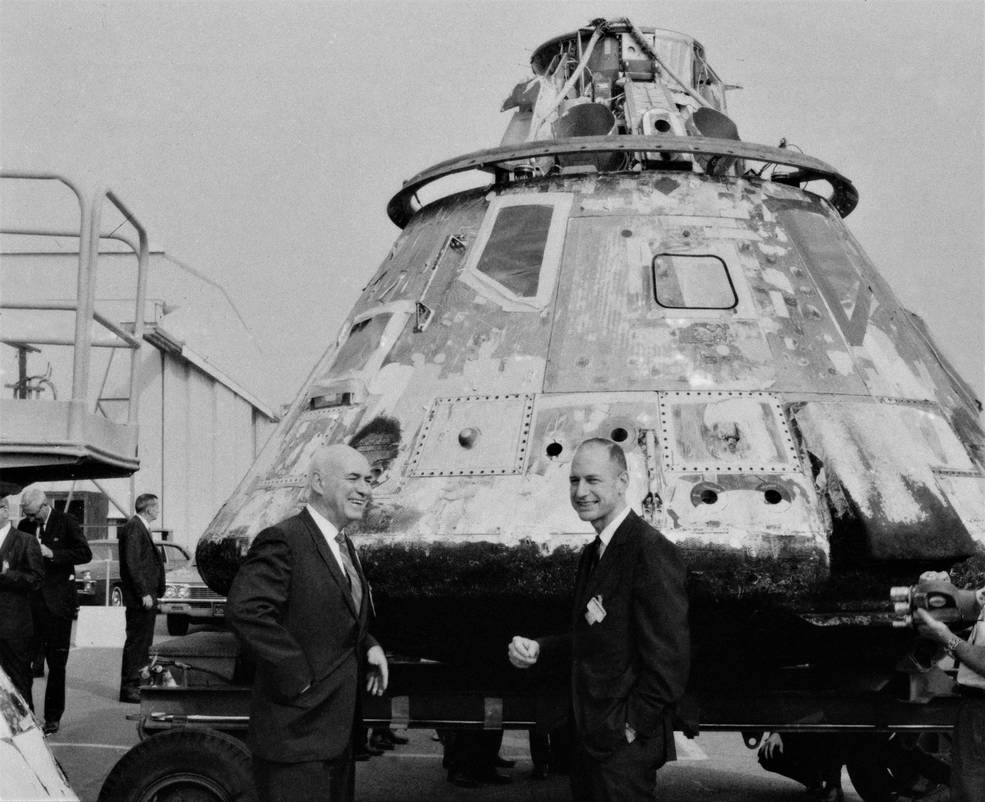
[99,625,961,802]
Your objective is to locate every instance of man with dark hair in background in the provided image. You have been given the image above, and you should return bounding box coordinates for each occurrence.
[509,438,690,801]
[118,493,165,703]
[19,486,92,735]
[0,496,44,707]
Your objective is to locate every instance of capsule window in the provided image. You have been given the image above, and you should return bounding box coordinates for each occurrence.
[652,253,737,310]
[331,314,392,375]
[463,193,572,311]
[475,205,553,297]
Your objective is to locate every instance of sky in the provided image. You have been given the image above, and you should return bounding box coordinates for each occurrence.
[2,0,982,406]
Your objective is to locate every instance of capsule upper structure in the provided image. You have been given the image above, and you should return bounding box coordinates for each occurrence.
[199,19,984,669]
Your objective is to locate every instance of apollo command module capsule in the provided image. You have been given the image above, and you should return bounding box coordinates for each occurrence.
[196,17,984,701]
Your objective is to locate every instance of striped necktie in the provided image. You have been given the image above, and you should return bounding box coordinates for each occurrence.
[334,532,363,612]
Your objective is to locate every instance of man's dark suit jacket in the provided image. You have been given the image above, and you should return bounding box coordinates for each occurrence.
[18,508,92,619]
[226,509,378,763]
[119,515,165,607]
[539,510,690,762]
[0,527,44,638]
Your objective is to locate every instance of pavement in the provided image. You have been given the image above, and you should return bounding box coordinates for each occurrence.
[35,611,866,802]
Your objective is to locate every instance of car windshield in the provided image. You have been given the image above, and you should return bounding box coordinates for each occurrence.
[161,544,191,569]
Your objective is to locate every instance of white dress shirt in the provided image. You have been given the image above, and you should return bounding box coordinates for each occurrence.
[305,504,348,575]
[596,505,632,560]
[0,522,10,552]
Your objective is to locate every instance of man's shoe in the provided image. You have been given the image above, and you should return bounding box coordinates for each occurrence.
[479,770,513,785]
[494,754,516,769]
[119,688,141,703]
[354,743,382,761]
[41,720,59,735]
[447,771,480,788]
[360,742,385,757]
[368,732,395,751]
[531,764,550,780]
[377,728,409,745]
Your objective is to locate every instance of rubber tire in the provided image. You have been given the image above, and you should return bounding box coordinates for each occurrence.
[98,727,255,802]
[110,584,124,607]
[167,614,190,636]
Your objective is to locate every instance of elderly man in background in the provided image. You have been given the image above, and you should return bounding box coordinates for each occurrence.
[0,496,44,707]
[18,487,91,735]
[509,438,690,802]
[118,493,165,703]
[227,444,388,802]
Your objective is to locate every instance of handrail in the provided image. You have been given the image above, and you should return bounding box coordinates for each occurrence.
[96,188,149,426]
[386,135,859,227]
[0,302,142,348]
[0,171,150,433]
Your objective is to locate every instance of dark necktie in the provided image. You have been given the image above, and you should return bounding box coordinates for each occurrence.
[587,536,602,578]
[335,532,363,612]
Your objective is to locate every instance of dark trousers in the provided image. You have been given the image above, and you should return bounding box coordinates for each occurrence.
[444,729,503,780]
[0,635,34,710]
[253,744,354,802]
[32,606,72,723]
[952,697,985,802]
[120,606,157,690]
[569,731,667,802]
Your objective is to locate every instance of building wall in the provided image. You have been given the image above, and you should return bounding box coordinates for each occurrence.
[35,344,274,555]
[2,247,277,552]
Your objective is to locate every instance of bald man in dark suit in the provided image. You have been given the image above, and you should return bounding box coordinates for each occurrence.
[227,444,389,802]
[510,438,690,801]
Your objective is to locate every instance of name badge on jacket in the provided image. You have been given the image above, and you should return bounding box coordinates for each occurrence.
[585,595,606,625]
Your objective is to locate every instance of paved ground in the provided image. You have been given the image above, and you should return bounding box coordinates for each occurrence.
[37,613,868,801]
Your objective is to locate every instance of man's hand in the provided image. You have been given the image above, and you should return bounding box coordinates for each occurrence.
[366,644,388,696]
[761,732,784,760]
[914,607,953,645]
[508,636,540,668]
[141,594,154,610]
[40,544,53,559]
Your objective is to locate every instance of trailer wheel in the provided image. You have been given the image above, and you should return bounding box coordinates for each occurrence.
[167,614,190,636]
[98,727,255,802]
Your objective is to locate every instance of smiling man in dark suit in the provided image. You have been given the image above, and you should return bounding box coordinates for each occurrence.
[509,438,690,801]
[118,493,165,703]
[227,443,388,802]
[19,487,92,735]
[0,495,44,707]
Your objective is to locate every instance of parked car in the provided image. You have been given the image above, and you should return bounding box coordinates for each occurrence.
[75,538,191,606]
[158,563,226,636]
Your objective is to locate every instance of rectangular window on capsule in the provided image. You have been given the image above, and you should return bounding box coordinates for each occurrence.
[462,193,572,311]
[652,253,737,309]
